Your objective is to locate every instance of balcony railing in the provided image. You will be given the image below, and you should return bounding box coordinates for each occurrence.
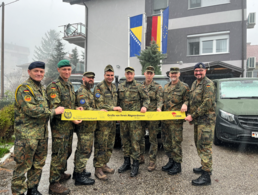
[62,23,86,38]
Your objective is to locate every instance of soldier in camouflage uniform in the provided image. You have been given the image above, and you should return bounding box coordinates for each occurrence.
[94,65,122,180]
[161,67,189,175]
[46,60,82,195]
[11,61,64,195]
[185,62,216,186]
[73,72,98,186]
[117,67,150,177]
[139,66,163,172]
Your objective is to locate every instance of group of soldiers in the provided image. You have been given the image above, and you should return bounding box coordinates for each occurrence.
[11,60,216,195]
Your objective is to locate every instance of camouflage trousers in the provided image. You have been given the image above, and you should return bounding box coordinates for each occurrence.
[120,121,143,161]
[194,121,215,172]
[74,122,96,173]
[162,121,183,163]
[11,138,48,195]
[94,121,116,168]
[49,129,73,183]
[140,121,159,162]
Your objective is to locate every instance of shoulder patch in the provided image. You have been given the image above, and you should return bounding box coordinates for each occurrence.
[206,85,211,88]
[50,93,57,98]
[24,95,32,102]
[80,99,86,104]
[95,93,100,98]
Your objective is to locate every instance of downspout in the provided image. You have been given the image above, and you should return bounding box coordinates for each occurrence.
[82,0,88,72]
[241,0,245,77]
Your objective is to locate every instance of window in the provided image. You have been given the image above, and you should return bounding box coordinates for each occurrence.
[152,0,168,15]
[189,0,230,9]
[187,32,229,56]
[246,71,253,78]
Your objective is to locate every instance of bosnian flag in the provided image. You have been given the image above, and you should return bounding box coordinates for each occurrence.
[130,14,143,57]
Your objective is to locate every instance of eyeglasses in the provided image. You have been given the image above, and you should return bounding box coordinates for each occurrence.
[194,70,204,73]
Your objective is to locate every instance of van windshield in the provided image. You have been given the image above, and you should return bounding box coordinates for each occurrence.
[220,80,258,99]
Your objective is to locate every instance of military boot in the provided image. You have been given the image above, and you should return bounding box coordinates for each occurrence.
[75,171,95,186]
[27,185,42,195]
[118,157,131,173]
[49,182,70,195]
[147,161,156,172]
[95,167,108,181]
[168,162,181,175]
[73,169,91,179]
[192,171,211,186]
[59,173,71,182]
[193,166,212,175]
[130,159,139,177]
[102,164,115,174]
[162,158,174,171]
[139,154,145,164]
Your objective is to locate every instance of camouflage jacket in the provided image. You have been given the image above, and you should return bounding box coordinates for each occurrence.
[189,76,216,123]
[94,80,117,111]
[118,80,150,111]
[142,80,163,111]
[46,76,76,138]
[14,77,55,139]
[76,84,97,131]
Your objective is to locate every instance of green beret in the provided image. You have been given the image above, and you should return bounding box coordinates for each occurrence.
[57,60,71,68]
[170,67,180,73]
[125,66,135,73]
[145,66,154,73]
[105,64,114,72]
[83,71,95,78]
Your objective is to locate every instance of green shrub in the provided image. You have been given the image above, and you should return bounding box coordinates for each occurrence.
[0,104,15,141]
[0,148,9,158]
[0,100,14,110]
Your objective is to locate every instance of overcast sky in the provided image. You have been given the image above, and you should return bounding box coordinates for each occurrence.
[1,0,257,62]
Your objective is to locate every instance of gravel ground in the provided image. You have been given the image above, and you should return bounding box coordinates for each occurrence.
[1,123,258,195]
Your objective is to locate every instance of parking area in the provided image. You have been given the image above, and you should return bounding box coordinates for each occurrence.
[1,123,258,195]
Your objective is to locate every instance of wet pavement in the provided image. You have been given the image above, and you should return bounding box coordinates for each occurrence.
[1,123,258,195]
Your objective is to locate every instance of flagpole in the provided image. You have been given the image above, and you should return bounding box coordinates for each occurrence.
[143,13,146,50]
[128,16,130,67]
[160,9,163,73]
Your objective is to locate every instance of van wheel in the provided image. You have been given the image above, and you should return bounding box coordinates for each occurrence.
[213,126,222,146]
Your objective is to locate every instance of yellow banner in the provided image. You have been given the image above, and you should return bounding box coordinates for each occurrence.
[61,109,186,121]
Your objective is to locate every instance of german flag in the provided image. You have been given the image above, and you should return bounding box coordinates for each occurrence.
[146,16,161,51]
[24,90,29,93]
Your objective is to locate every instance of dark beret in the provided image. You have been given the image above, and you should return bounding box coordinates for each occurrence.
[28,61,45,70]
[194,62,206,70]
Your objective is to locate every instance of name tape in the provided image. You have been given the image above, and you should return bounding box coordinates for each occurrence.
[61,109,186,121]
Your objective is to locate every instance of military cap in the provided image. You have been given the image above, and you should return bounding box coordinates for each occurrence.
[105,64,114,72]
[28,61,45,70]
[125,66,135,73]
[145,66,154,73]
[194,62,206,70]
[57,60,71,68]
[170,67,180,73]
[83,71,95,78]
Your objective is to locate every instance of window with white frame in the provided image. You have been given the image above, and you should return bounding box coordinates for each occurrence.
[246,71,253,78]
[152,0,168,15]
[187,32,229,56]
[189,0,230,9]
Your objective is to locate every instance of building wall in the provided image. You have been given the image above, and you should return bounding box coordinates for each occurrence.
[85,0,145,81]
[145,0,246,76]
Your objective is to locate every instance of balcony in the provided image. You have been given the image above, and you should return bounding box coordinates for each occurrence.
[247,13,256,29]
[61,23,86,48]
